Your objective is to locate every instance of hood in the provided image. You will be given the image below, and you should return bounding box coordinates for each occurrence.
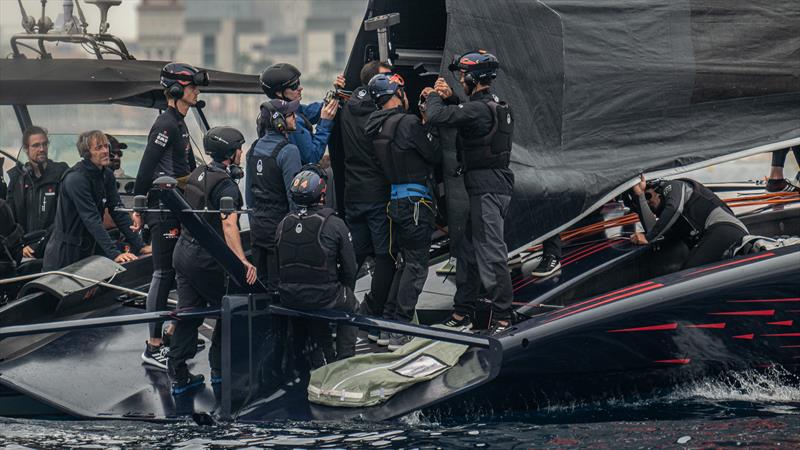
[345,86,380,117]
[364,107,402,137]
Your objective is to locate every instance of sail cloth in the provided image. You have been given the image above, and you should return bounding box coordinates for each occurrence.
[440,0,800,251]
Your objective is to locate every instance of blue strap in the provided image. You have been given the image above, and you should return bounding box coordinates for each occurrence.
[390,183,431,200]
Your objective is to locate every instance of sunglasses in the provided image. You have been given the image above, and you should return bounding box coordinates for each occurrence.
[286,80,301,91]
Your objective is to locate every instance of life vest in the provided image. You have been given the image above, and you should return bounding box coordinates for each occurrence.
[456,99,513,171]
[246,138,290,243]
[182,165,231,240]
[276,208,338,284]
[674,178,733,241]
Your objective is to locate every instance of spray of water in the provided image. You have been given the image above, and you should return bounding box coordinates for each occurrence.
[668,366,800,403]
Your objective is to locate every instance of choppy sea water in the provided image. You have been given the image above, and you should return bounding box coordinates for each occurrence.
[2,368,799,449]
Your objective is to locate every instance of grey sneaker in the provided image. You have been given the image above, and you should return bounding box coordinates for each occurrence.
[441,314,472,331]
[376,330,392,346]
[387,333,413,351]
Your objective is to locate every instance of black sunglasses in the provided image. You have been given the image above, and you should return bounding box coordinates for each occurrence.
[286,79,301,91]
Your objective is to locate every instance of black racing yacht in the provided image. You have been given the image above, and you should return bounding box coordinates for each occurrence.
[1,0,798,422]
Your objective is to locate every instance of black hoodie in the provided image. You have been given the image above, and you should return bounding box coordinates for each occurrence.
[340,86,390,204]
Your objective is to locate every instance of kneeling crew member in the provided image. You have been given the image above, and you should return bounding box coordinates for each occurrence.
[365,73,440,350]
[276,166,358,360]
[42,131,144,270]
[425,50,515,335]
[168,126,257,394]
[246,99,303,293]
[630,174,749,269]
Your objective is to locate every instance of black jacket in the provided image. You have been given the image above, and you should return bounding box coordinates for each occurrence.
[135,107,197,201]
[43,159,144,271]
[364,107,440,186]
[277,206,357,309]
[6,159,68,254]
[426,89,514,196]
[340,86,390,203]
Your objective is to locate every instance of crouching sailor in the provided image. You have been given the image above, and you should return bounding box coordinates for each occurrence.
[629,174,749,269]
[167,126,257,394]
[276,166,358,361]
[365,73,440,349]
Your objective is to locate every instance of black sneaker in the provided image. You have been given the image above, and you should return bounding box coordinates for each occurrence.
[486,320,510,336]
[387,333,413,351]
[376,330,392,346]
[141,342,169,370]
[766,178,799,193]
[531,254,561,277]
[171,373,205,395]
[442,314,473,331]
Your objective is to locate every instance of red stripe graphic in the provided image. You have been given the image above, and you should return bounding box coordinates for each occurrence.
[513,240,619,292]
[655,359,691,364]
[709,310,775,316]
[685,323,726,329]
[685,252,775,277]
[767,320,794,326]
[545,283,664,323]
[729,298,800,303]
[608,323,677,333]
[733,334,755,340]
[762,332,800,337]
[548,281,655,315]
[781,345,800,348]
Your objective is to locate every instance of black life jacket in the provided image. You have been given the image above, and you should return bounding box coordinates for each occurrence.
[456,99,514,171]
[372,112,404,183]
[372,112,434,186]
[8,160,67,233]
[183,165,231,241]
[676,178,733,238]
[246,138,290,242]
[276,208,338,285]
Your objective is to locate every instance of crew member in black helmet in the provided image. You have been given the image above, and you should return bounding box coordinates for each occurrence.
[245,98,302,294]
[629,174,749,269]
[167,126,257,395]
[424,50,515,335]
[258,63,342,164]
[365,73,440,350]
[276,166,358,361]
[133,62,210,370]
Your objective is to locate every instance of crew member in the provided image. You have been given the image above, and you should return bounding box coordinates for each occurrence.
[424,50,515,334]
[7,126,68,259]
[339,60,397,323]
[106,133,127,179]
[42,131,144,271]
[133,62,209,369]
[365,73,440,349]
[276,166,358,361]
[629,174,749,268]
[765,146,799,192]
[245,99,302,292]
[167,126,257,394]
[258,63,341,164]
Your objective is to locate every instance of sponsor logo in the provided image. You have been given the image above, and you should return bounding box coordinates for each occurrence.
[256,159,263,174]
[356,88,367,98]
[664,184,673,195]
[295,223,303,234]
[198,172,205,182]
[155,130,169,147]
[163,227,181,239]
[506,114,512,125]
[492,94,499,102]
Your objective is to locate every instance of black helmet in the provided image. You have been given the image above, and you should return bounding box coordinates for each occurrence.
[367,73,405,107]
[161,62,209,99]
[448,50,499,85]
[289,165,328,207]
[259,63,301,99]
[203,126,245,162]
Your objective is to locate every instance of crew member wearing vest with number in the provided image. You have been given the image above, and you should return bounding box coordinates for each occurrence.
[365,73,440,350]
[167,126,257,395]
[245,99,303,294]
[424,50,515,335]
[276,166,358,361]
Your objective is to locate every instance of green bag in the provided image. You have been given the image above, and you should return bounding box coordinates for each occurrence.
[308,328,469,408]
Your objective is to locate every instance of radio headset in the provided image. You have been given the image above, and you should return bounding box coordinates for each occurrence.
[262,101,288,134]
